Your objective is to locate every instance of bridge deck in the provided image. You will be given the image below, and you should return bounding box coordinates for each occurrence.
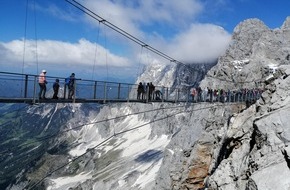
[0,98,178,104]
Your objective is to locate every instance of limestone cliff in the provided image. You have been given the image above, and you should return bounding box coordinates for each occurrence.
[200,17,290,90]
[153,17,290,190]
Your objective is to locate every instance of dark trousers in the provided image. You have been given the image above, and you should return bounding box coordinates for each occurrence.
[68,87,74,99]
[137,92,141,100]
[53,89,59,99]
[39,83,46,98]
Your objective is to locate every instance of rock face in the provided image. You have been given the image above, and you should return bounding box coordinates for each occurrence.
[200,17,290,90]
[153,103,246,190]
[204,64,290,190]
[152,16,290,190]
[137,60,216,91]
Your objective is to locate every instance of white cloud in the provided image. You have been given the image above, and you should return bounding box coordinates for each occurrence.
[165,23,231,63]
[81,0,231,64]
[0,0,233,81]
[0,39,130,68]
[83,0,203,38]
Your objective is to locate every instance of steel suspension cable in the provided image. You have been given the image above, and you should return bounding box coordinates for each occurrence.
[2,104,186,152]
[26,135,114,190]
[64,0,183,64]
[25,102,241,189]
[91,22,101,81]
[21,0,29,97]
[0,104,189,174]
[33,0,39,74]
[104,24,109,81]
[15,0,30,140]
[0,104,186,156]
[136,46,144,78]
[22,0,29,75]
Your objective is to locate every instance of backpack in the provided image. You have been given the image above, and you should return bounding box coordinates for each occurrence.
[65,77,70,85]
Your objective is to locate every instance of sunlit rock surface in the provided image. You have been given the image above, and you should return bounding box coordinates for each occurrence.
[200,17,290,90]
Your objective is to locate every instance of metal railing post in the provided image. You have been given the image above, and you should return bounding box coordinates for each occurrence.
[118,83,121,99]
[186,88,189,103]
[24,75,28,98]
[161,87,164,102]
[103,82,107,103]
[175,89,178,103]
[127,84,130,102]
[146,86,149,103]
[63,82,67,99]
[94,81,97,99]
[33,76,37,104]
[73,80,76,103]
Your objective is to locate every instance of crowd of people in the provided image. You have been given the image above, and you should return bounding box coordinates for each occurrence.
[136,83,263,103]
[38,70,263,103]
[137,82,163,101]
[190,87,263,103]
[38,70,75,100]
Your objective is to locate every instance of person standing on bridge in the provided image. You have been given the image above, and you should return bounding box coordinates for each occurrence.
[68,73,75,99]
[38,70,47,99]
[149,82,155,100]
[52,79,60,99]
[137,82,144,100]
[190,87,196,102]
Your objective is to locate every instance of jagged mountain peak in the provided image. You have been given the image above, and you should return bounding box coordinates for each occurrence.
[233,18,269,34]
[282,16,290,30]
[200,16,290,90]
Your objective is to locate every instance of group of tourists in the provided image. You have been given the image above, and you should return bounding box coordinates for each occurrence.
[38,70,263,103]
[137,82,163,101]
[190,87,263,103]
[38,70,76,100]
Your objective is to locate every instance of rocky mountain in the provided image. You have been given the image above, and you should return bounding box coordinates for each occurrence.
[1,16,290,190]
[155,16,290,189]
[200,17,290,90]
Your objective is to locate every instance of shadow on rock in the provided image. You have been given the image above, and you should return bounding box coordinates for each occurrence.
[135,149,163,163]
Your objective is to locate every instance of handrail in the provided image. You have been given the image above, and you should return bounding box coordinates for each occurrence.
[0,71,263,104]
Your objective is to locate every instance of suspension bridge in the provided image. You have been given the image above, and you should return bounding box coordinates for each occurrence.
[0,71,262,105]
[0,0,264,105]
[0,1,268,190]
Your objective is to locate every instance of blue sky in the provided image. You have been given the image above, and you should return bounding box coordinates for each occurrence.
[0,0,289,83]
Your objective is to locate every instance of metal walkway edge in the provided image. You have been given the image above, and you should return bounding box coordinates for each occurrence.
[0,98,179,104]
